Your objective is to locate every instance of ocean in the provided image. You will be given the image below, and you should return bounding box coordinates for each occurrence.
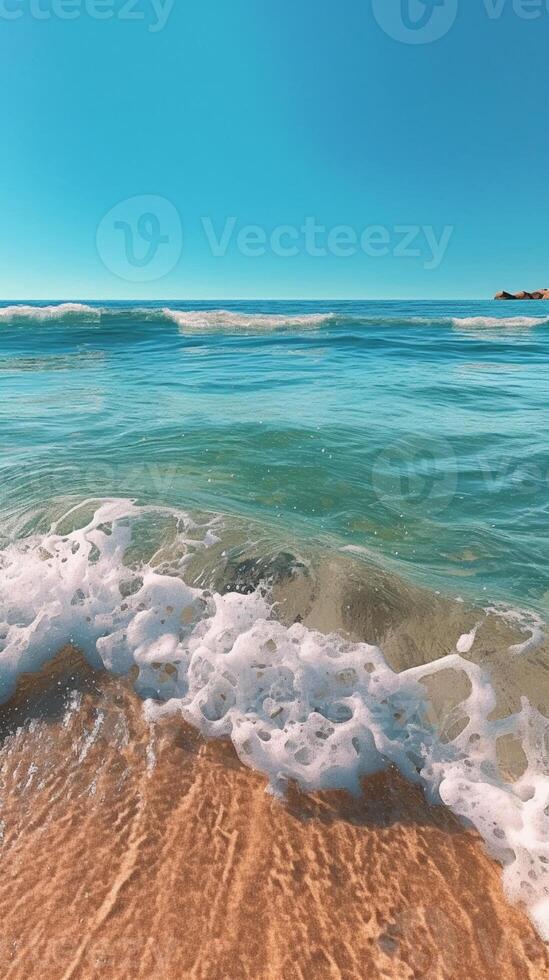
[0,298,548,939]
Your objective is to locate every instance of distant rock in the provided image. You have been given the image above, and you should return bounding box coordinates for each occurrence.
[495,288,549,300]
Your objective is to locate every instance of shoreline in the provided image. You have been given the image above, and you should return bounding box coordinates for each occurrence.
[0,650,547,979]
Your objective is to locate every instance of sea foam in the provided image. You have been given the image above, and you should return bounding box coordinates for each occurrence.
[0,499,547,938]
[0,303,99,322]
[161,308,336,332]
[451,315,549,329]
[1,304,548,333]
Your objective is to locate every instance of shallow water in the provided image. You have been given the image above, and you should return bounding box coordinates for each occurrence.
[0,299,548,937]
[1,298,548,613]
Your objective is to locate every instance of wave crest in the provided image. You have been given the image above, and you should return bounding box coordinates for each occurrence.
[1,304,548,334]
[452,315,549,329]
[0,303,99,323]
[162,308,337,332]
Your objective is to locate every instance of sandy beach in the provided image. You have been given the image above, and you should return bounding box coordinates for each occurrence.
[3,0,549,970]
[0,649,546,980]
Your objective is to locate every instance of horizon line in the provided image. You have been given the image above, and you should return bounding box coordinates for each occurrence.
[0,296,496,303]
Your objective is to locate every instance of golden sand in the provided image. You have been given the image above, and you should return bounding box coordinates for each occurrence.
[0,650,547,980]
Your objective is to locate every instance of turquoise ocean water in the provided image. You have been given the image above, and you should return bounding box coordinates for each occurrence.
[1,299,547,614]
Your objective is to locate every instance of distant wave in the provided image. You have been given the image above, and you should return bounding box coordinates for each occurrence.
[451,315,549,329]
[0,304,333,331]
[165,310,549,332]
[161,308,337,331]
[0,303,99,322]
[1,303,548,333]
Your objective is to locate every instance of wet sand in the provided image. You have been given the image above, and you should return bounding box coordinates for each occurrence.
[0,650,547,980]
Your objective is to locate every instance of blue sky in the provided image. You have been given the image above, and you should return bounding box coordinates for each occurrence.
[0,0,547,299]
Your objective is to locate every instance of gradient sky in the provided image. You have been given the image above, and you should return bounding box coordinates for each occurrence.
[0,0,547,299]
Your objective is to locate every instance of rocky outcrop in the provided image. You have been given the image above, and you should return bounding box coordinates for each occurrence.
[495,288,549,300]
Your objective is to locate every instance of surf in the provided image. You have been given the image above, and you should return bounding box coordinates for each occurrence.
[1,302,548,332]
[0,498,548,938]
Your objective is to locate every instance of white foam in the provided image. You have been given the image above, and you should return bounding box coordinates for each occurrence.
[0,303,99,323]
[162,308,335,332]
[485,606,545,656]
[456,625,479,654]
[0,499,547,937]
[452,316,549,329]
[2,306,546,334]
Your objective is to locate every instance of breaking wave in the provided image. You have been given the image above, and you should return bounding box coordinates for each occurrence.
[0,303,99,322]
[160,308,337,331]
[451,316,549,329]
[1,303,548,333]
[0,498,547,939]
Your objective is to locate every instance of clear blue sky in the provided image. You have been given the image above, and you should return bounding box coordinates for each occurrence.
[0,1,547,299]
